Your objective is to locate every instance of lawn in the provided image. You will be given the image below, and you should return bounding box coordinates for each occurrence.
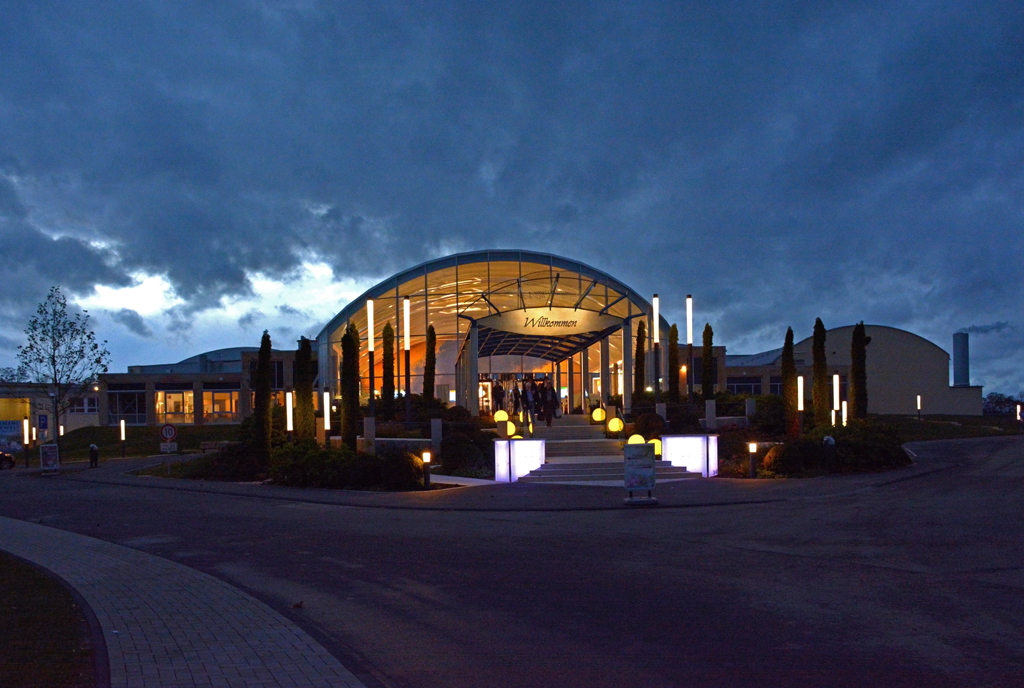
[0,552,97,688]
[875,414,1023,443]
[43,424,240,463]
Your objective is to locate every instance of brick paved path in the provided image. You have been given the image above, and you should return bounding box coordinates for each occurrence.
[0,516,365,688]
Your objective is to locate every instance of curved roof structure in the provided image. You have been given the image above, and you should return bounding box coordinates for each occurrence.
[316,250,666,363]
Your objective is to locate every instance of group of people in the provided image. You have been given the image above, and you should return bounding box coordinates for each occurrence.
[492,378,561,427]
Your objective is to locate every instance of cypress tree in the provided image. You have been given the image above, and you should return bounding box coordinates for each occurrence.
[633,319,646,397]
[811,318,829,427]
[294,337,315,440]
[423,324,436,404]
[701,323,714,400]
[340,323,360,451]
[253,330,273,466]
[668,324,680,403]
[850,322,871,419]
[781,327,799,439]
[380,322,396,420]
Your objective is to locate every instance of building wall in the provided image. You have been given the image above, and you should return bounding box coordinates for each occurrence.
[729,325,982,416]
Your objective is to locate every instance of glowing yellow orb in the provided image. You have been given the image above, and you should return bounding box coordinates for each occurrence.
[591,407,606,422]
[511,435,523,439]
[495,410,509,423]
[649,438,662,456]
[506,421,516,435]
[627,434,645,444]
[607,418,624,433]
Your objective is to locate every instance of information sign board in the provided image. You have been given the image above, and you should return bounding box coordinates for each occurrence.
[40,443,59,471]
[160,442,178,454]
[624,443,656,491]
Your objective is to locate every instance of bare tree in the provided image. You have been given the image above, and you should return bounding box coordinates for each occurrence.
[16,287,110,443]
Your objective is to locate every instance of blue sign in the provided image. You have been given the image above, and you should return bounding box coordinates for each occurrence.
[38,414,48,430]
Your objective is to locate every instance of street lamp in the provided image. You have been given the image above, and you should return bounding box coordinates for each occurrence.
[917,394,922,420]
[367,299,375,417]
[285,391,294,440]
[686,294,693,400]
[120,419,126,458]
[403,296,411,423]
[652,294,660,404]
[22,417,29,468]
[797,375,805,434]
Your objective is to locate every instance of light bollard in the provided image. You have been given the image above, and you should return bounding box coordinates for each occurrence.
[797,375,805,434]
[422,451,431,489]
[748,442,757,479]
[841,400,848,427]
[285,391,294,441]
[120,419,126,458]
[323,392,331,432]
[917,394,922,421]
[22,417,29,468]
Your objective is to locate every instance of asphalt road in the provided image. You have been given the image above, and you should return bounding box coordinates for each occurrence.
[2,437,1023,687]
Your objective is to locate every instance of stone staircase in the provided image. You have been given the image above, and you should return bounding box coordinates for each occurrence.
[518,413,700,484]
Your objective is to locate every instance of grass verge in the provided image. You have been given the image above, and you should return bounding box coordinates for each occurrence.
[0,551,97,688]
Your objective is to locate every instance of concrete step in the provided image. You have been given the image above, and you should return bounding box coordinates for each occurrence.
[545,440,624,457]
[519,461,699,483]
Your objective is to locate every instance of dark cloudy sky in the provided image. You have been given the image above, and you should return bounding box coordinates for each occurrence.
[1,1,1021,393]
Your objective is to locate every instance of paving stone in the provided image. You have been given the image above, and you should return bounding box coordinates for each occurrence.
[0,516,366,688]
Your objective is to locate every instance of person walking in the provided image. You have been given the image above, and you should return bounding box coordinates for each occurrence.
[523,381,536,434]
[493,382,505,415]
[512,382,522,418]
[544,379,558,427]
[88,443,99,469]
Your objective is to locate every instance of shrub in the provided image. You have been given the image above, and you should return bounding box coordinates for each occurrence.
[750,395,785,437]
[809,420,909,472]
[269,440,354,488]
[444,405,472,422]
[439,431,483,472]
[762,439,821,476]
[633,412,666,439]
[378,444,423,491]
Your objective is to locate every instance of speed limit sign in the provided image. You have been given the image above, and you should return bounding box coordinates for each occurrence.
[160,424,177,442]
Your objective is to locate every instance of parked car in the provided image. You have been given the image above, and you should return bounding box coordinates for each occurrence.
[0,450,15,470]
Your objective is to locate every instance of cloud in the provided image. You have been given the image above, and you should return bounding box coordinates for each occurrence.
[109,308,153,337]
[0,1,1021,392]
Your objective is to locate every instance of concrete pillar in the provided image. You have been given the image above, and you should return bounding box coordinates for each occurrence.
[705,399,717,430]
[745,398,756,417]
[468,321,479,416]
[581,346,589,412]
[363,416,375,455]
[145,381,156,426]
[193,381,204,425]
[555,361,562,411]
[567,356,576,413]
[600,337,610,407]
[622,320,633,416]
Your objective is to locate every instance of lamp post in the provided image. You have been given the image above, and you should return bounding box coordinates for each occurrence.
[285,391,294,442]
[404,296,411,423]
[686,295,693,401]
[832,373,840,424]
[797,375,805,435]
[748,442,757,479]
[841,400,848,427]
[120,419,126,458]
[917,394,922,421]
[367,299,375,418]
[652,294,660,404]
[422,451,431,489]
[22,417,29,468]
[323,391,331,436]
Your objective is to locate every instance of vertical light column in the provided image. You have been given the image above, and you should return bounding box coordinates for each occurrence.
[797,375,805,435]
[404,296,411,422]
[367,299,375,417]
[686,294,694,400]
[323,392,331,432]
[841,400,848,426]
[652,294,661,403]
[832,373,840,412]
[285,391,294,435]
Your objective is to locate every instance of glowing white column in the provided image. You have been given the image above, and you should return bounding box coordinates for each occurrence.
[403,296,411,351]
[120,419,126,441]
[652,294,660,344]
[323,392,331,431]
[832,373,840,410]
[797,376,804,412]
[366,299,375,352]
[686,295,693,345]
[286,391,294,432]
[22,418,29,445]
[841,400,848,426]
